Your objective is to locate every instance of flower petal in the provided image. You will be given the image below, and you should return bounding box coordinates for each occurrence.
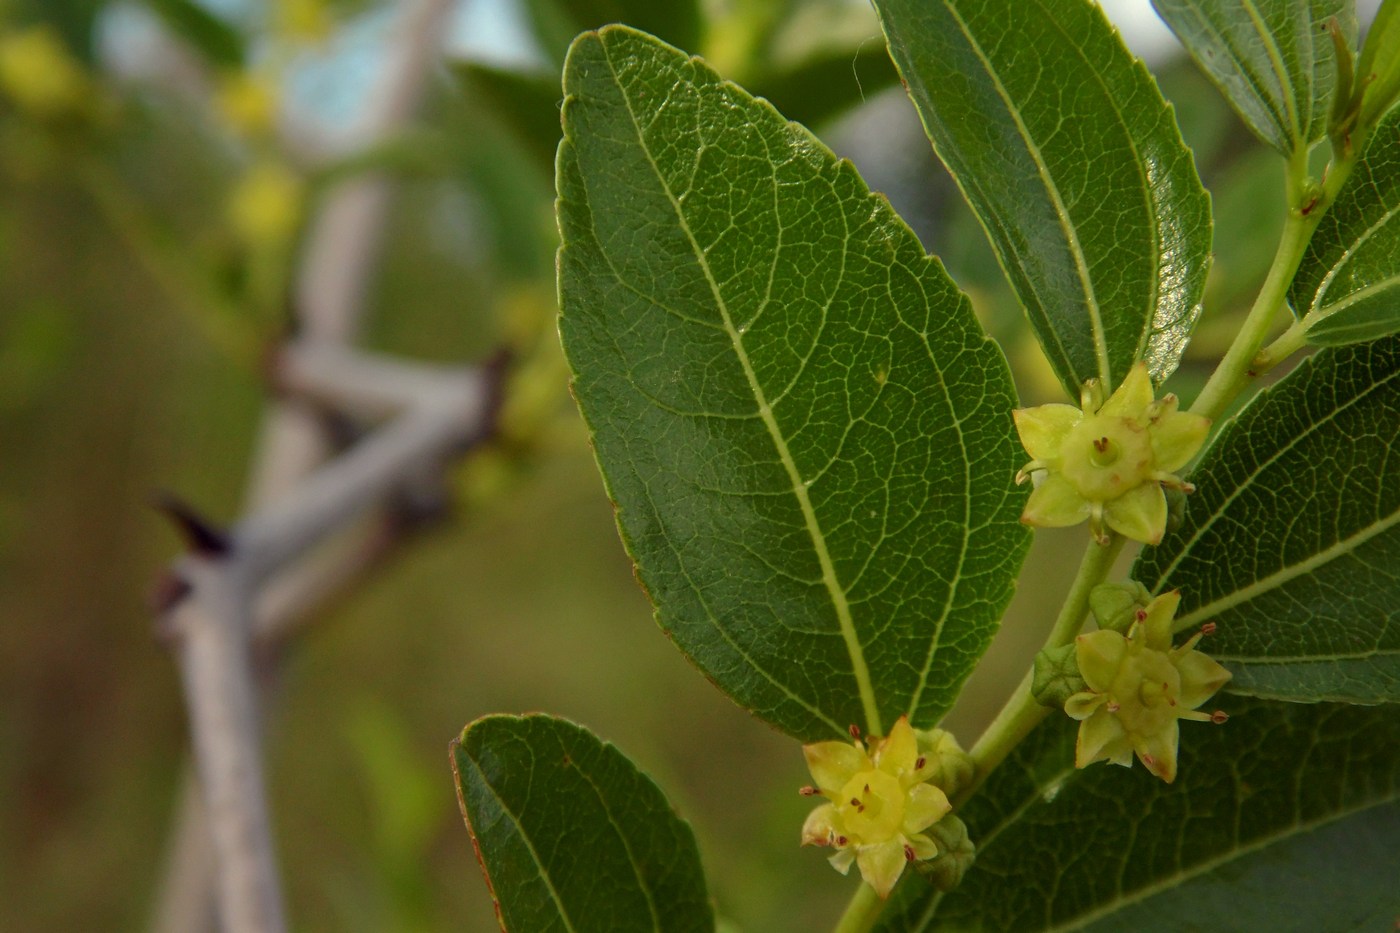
[875,716,918,776]
[801,803,839,846]
[1075,708,1126,767]
[1151,409,1211,472]
[1140,591,1181,650]
[1134,721,1180,783]
[1175,650,1232,708]
[1075,629,1127,693]
[803,741,867,795]
[1014,403,1081,460]
[1022,474,1092,528]
[902,784,951,835]
[1099,362,1153,418]
[1063,689,1106,721]
[1104,482,1167,544]
[829,847,856,874]
[856,840,908,899]
[905,831,939,861]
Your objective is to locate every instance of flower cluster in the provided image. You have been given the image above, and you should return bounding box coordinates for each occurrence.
[799,717,971,898]
[1065,590,1231,783]
[1014,363,1210,545]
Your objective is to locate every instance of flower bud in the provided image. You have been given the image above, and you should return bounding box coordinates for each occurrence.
[911,814,975,892]
[1032,643,1086,708]
[1089,580,1152,633]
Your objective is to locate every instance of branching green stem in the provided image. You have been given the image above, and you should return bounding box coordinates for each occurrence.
[833,881,884,933]
[1190,142,1360,421]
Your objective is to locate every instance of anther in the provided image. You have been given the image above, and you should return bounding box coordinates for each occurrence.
[848,724,862,740]
[904,844,916,862]
[1201,621,1217,636]
[1210,710,1229,724]
[799,785,820,797]
[915,756,926,771]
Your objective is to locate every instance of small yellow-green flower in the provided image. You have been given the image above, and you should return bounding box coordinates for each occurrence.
[1014,362,1210,545]
[1065,591,1231,783]
[0,26,90,121]
[799,717,956,898]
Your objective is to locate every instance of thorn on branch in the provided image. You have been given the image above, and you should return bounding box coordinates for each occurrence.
[466,346,514,450]
[149,571,193,618]
[153,492,231,556]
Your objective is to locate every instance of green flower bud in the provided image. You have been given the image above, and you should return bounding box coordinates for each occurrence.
[911,814,975,892]
[1032,642,1086,708]
[911,726,975,798]
[1089,580,1152,633]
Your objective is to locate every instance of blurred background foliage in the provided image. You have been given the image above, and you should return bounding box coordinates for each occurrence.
[0,0,1328,929]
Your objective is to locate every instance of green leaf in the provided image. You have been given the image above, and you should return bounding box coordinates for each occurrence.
[144,0,245,68]
[1134,336,1400,704]
[557,26,1029,741]
[451,62,563,172]
[451,714,712,933]
[1292,106,1400,346]
[873,0,1212,399]
[1151,0,1354,155]
[876,698,1400,931]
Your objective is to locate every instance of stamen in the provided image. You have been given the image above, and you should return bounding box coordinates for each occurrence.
[904,844,916,862]
[915,756,926,771]
[1210,710,1229,724]
[799,785,820,797]
[1201,621,1217,636]
[848,724,861,740]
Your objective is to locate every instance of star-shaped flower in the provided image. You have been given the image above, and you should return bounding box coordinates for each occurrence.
[1014,363,1210,545]
[1065,590,1232,782]
[799,717,955,898]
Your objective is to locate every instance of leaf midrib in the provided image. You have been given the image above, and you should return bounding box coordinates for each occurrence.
[1310,198,1400,313]
[463,751,580,933]
[1041,798,1395,932]
[1153,363,1400,600]
[596,35,883,735]
[941,2,1112,388]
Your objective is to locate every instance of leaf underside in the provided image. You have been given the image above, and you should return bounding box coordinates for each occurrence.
[876,698,1400,931]
[557,26,1028,741]
[873,0,1212,399]
[1135,336,1400,704]
[452,714,712,933]
[1292,105,1400,346]
[1151,0,1352,156]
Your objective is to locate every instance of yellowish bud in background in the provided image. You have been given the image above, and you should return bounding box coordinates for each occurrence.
[227,159,303,247]
[276,0,334,44]
[216,71,279,139]
[0,26,90,120]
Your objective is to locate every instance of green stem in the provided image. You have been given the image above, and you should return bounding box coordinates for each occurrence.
[76,158,258,365]
[1189,143,1361,422]
[832,881,884,933]
[955,535,1125,805]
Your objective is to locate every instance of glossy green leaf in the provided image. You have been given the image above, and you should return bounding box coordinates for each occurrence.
[876,699,1400,931]
[1292,106,1400,346]
[557,26,1029,741]
[451,714,712,933]
[1151,0,1353,155]
[873,0,1212,399]
[1134,336,1400,704]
